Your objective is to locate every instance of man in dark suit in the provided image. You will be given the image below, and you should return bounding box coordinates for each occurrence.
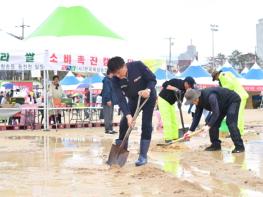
[107,56,157,166]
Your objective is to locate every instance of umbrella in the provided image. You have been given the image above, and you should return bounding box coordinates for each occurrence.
[72,93,81,97]
[77,83,91,89]
[3,83,14,89]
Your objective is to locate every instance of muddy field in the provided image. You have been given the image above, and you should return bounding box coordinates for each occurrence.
[0,109,262,197]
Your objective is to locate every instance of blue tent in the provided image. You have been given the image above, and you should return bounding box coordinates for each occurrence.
[154,68,175,80]
[241,67,249,77]
[220,63,242,78]
[60,71,79,85]
[179,61,210,78]
[81,73,104,84]
[245,63,263,80]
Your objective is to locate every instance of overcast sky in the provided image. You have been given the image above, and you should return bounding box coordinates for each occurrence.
[0,0,262,60]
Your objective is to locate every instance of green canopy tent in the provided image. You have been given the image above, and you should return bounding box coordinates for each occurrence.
[28,6,122,39]
[25,6,130,70]
[25,6,129,131]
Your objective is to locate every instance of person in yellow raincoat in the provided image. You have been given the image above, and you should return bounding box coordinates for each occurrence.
[158,77,196,144]
[212,71,248,135]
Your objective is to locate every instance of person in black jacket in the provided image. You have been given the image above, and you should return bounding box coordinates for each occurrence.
[158,77,195,144]
[101,69,118,134]
[184,87,245,153]
[107,56,157,166]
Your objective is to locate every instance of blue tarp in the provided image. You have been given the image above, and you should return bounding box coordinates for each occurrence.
[179,65,210,78]
[245,64,263,80]
[220,66,242,78]
[154,68,175,80]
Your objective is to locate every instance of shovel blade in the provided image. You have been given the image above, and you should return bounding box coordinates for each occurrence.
[106,144,129,167]
[179,127,189,138]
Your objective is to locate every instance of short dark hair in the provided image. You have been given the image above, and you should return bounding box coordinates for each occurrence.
[184,76,196,88]
[53,75,59,81]
[212,70,222,81]
[106,69,111,75]
[107,56,125,73]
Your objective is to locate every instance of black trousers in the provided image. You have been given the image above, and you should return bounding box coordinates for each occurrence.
[119,95,156,141]
[49,114,61,124]
[103,104,114,131]
[209,102,244,148]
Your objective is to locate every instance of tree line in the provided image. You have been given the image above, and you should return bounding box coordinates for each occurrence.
[208,50,263,72]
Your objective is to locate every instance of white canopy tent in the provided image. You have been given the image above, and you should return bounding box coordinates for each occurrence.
[241,67,249,76]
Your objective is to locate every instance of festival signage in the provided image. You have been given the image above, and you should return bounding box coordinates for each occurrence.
[0,52,44,71]
[0,51,133,73]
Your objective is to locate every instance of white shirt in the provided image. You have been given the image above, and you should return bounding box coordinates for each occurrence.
[49,83,63,99]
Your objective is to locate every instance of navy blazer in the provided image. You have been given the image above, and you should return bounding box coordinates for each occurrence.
[112,61,157,116]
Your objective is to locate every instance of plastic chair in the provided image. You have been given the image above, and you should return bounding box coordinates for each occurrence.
[70,103,85,125]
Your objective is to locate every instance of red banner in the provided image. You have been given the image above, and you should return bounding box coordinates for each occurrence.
[243,85,263,92]
[12,82,33,91]
[197,84,263,92]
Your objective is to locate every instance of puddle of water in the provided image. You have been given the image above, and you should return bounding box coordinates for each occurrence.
[1,135,263,196]
[241,189,263,197]
[0,136,115,196]
[151,140,263,197]
[208,141,263,177]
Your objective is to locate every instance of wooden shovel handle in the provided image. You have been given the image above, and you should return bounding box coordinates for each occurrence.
[119,96,149,149]
[174,128,204,142]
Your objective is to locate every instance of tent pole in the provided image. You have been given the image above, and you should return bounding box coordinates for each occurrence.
[43,69,47,130]
[43,50,50,131]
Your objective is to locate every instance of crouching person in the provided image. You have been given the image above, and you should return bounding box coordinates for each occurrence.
[183,87,245,153]
[107,56,157,166]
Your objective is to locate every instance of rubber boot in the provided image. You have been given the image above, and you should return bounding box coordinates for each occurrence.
[115,139,128,149]
[135,139,151,167]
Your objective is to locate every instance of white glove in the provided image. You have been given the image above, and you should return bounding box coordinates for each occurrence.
[202,125,210,132]
[183,131,192,141]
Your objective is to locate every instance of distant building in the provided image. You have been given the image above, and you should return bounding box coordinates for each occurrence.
[177,44,198,72]
[256,18,263,61]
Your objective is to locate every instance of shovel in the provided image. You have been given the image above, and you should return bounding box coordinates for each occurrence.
[107,95,149,167]
[157,128,204,146]
[175,91,189,137]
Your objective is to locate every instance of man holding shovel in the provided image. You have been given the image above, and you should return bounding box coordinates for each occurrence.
[158,77,196,144]
[107,56,157,166]
[183,87,245,153]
